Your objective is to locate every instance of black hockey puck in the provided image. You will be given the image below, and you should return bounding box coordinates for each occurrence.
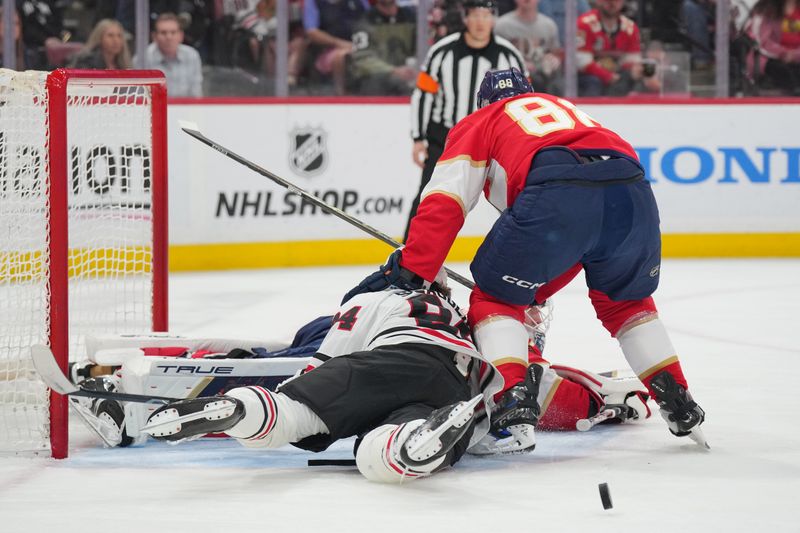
[599,482,613,510]
[307,459,357,467]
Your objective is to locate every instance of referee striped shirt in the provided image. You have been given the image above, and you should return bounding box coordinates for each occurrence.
[410,32,528,141]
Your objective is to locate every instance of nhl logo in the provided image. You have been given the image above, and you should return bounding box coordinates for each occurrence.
[289,127,328,177]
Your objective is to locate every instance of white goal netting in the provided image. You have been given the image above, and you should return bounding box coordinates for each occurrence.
[0,69,163,455]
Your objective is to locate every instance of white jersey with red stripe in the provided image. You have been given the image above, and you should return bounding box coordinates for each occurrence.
[311,288,477,365]
[307,288,503,409]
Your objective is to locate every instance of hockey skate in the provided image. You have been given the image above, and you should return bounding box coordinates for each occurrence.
[142,396,245,443]
[470,364,543,455]
[399,395,482,467]
[649,371,709,449]
[69,376,133,448]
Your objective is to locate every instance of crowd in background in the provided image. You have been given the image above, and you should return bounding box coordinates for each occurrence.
[2,0,798,97]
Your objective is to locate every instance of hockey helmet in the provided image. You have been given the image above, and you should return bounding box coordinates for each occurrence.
[461,0,498,14]
[476,67,533,109]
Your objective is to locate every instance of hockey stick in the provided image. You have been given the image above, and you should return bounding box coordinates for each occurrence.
[30,345,178,405]
[575,405,627,432]
[182,126,475,290]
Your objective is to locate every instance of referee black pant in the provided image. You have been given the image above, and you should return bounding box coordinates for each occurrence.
[404,123,449,242]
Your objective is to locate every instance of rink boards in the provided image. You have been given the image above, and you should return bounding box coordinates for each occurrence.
[164,99,800,269]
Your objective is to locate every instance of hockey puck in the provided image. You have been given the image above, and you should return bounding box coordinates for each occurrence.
[599,483,613,510]
[307,459,357,467]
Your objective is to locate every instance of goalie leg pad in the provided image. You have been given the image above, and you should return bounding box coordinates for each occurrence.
[550,364,652,424]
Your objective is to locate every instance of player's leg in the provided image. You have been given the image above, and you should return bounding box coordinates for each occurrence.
[583,179,706,442]
[355,399,479,483]
[142,386,328,446]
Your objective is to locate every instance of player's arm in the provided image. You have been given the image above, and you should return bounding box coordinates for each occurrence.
[401,119,492,281]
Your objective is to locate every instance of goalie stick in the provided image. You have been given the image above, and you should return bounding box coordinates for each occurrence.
[182,126,475,290]
[30,345,178,405]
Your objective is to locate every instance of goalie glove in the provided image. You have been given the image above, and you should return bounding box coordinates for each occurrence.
[341,249,447,304]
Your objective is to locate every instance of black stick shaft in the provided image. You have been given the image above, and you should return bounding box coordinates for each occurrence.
[70,388,176,405]
[183,127,475,290]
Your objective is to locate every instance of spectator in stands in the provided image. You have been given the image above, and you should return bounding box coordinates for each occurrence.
[235,0,279,73]
[222,0,306,86]
[539,0,590,40]
[747,0,800,94]
[0,8,25,69]
[680,0,715,69]
[70,18,132,69]
[347,0,417,95]
[303,0,370,94]
[429,0,459,40]
[495,0,562,93]
[16,0,66,69]
[576,0,644,96]
[136,12,203,97]
[85,1,211,57]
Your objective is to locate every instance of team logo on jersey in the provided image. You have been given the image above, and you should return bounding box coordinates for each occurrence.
[289,127,328,177]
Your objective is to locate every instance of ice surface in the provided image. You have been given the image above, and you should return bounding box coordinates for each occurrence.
[1,259,799,532]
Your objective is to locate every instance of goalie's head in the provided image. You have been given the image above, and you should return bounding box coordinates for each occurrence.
[476,67,533,109]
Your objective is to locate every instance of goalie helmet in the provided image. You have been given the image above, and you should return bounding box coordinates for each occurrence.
[476,67,533,109]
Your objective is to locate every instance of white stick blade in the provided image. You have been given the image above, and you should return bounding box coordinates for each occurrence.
[178,120,200,134]
[30,344,78,395]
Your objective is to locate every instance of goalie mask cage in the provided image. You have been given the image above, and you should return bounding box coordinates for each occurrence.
[0,69,168,459]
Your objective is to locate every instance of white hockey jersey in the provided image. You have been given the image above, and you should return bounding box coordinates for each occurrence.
[312,288,478,363]
[305,289,504,438]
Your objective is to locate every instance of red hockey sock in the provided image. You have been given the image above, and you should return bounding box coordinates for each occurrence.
[493,361,528,402]
[640,360,689,395]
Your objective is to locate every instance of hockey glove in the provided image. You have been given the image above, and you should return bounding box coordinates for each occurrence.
[341,249,427,304]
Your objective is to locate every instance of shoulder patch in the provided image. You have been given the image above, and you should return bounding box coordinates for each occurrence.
[621,16,636,34]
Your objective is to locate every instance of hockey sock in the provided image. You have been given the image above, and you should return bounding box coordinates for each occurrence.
[225,386,329,448]
[472,316,529,401]
[617,318,689,395]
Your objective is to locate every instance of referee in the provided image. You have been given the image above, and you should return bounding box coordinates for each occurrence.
[405,0,527,241]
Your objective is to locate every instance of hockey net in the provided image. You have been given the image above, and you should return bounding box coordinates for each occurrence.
[0,69,168,458]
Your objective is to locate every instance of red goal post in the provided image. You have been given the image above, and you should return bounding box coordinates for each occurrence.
[0,69,168,458]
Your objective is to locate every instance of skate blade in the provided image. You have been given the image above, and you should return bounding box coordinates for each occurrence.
[468,423,536,455]
[69,400,123,447]
[142,400,237,438]
[404,395,481,460]
[688,425,711,450]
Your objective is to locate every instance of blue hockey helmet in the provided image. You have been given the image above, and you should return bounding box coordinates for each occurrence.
[476,67,533,109]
